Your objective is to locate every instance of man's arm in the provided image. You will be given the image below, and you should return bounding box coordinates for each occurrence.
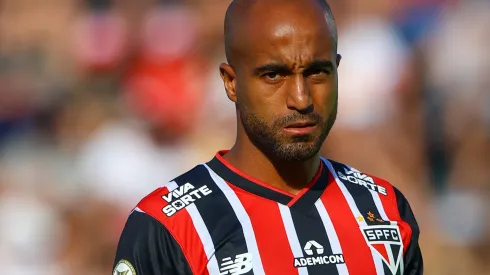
[394,187,423,275]
[113,210,193,275]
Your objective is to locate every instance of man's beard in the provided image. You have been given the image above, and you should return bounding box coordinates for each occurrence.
[237,101,337,162]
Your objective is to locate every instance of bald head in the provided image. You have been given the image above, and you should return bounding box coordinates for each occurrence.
[224,0,338,65]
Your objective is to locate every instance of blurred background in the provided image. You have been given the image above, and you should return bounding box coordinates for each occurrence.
[0,0,488,274]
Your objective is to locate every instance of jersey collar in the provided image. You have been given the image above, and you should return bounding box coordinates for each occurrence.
[205,151,331,211]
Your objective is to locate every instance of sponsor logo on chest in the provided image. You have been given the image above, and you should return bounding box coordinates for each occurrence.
[162,183,212,217]
[337,167,387,196]
[294,240,345,268]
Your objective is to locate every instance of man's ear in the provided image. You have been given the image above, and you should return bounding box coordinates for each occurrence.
[220,63,237,103]
[336,54,342,67]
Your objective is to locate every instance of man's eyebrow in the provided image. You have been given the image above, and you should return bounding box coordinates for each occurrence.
[253,63,290,75]
[307,60,335,70]
[253,60,335,75]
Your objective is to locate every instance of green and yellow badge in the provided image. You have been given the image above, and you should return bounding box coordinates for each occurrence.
[113,259,136,275]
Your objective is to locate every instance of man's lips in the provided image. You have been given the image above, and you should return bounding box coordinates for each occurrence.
[283,121,317,134]
[284,121,317,128]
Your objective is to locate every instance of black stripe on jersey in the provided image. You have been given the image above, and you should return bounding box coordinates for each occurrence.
[207,156,292,205]
[291,207,340,275]
[394,187,423,275]
[391,244,403,275]
[329,160,395,275]
[114,211,193,275]
[290,161,331,212]
[172,165,253,274]
[328,160,389,226]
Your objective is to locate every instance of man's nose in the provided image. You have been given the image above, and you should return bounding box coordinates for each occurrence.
[286,74,313,113]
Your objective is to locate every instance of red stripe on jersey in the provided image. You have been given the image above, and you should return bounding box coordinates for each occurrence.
[370,177,412,255]
[371,244,389,265]
[228,183,299,275]
[137,187,209,275]
[321,180,378,275]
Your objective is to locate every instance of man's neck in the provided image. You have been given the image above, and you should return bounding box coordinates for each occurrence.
[222,144,321,195]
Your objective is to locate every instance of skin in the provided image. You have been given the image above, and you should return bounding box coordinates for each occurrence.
[220,0,341,194]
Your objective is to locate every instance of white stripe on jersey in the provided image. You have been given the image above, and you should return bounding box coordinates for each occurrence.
[186,204,221,274]
[314,200,349,275]
[166,180,222,273]
[166,181,179,191]
[204,164,266,275]
[323,159,385,275]
[342,166,405,274]
[278,204,309,275]
[371,192,390,222]
[344,164,405,274]
[346,166,391,222]
[131,207,145,214]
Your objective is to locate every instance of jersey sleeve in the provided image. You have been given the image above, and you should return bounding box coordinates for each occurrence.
[393,187,423,275]
[113,210,193,275]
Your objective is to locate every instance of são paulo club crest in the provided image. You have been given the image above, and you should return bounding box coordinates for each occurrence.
[361,222,404,274]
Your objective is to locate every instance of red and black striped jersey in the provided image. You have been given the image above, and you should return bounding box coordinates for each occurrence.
[113,151,423,275]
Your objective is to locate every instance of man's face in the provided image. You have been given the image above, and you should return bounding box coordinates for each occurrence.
[222,2,340,161]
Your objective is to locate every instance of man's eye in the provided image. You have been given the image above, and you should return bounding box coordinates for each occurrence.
[263,72,281,81]
[307,69,331,81]
[310,69,329,76]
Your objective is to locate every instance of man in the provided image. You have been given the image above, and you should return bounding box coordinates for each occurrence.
[113,0,423,274]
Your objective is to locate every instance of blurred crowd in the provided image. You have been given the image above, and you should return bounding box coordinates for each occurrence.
[0,0,488,274]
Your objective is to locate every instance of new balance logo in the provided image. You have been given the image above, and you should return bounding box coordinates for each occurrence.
[294,240,345,268]
[162,183,212,217]
[219,253,253,275]
[337,167,387,196]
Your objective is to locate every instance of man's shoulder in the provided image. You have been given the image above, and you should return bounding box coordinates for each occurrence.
[133,163,221,226]
[324,158,417,223]
[323,158,398,198]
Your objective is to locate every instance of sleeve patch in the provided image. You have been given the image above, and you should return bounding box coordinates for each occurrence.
[113,259,137,275]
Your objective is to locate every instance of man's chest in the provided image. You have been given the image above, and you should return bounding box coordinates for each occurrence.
[187,198,409,275]
[156,160,414,275]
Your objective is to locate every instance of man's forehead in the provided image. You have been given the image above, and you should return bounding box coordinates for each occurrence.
[249,46,335,70]
[242,1,328,31]
[254,18,332,45]
[244,21,335,67]
[225,0,337,65]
